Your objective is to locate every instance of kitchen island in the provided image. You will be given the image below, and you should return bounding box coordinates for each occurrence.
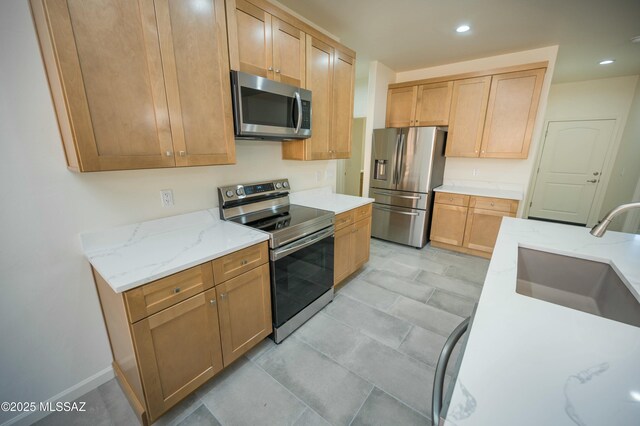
[444,217,640,425]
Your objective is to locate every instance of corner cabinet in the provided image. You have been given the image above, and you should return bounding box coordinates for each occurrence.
[30,0,235,172]
[430,193,518,258]
[334,204,372,285]
[93,242,271,425]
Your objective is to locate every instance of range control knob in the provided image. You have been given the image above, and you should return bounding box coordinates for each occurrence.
[282,181,289,188]
[236,188,244,196]
[225,190,234,198]
[275,182,282,189]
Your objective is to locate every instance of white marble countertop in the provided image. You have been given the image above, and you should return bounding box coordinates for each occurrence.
[434,184,524,201]
[444,218,640,425]
[290,187,374,214]
[80,210,269,293]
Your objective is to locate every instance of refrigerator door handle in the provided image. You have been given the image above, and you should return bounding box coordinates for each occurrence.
[396,132,406,185]
[372,190,422,200]
[392,132,401,185]
[373,205,420,216]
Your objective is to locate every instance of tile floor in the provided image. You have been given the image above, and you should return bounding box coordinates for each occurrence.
[36,239,488,426]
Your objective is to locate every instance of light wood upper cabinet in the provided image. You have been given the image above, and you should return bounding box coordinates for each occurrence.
[480,68,545,159]
[385,82,452,128]
[132,289,223,421]
[282,38,355,160]
[272,18,306,87]
[31,0,235,171]
[446,76,492,157]
[386,86,418,128]
[415,81,453,126]
[227,0,305,86]
[156,0,235,167]
[331,49,355,158]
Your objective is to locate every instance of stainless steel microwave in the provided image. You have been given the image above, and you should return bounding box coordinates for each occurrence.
[231,71,312,140]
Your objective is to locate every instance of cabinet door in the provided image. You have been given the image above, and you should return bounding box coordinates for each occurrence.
[272,18,305,87]
[385,86,418,128]
[480,68,545,159]
[216,264,272,366]
[132,289,223,421]
[446,76,491,157]
[227,0,273,78]
[33,0,175,171]
[304,35,334,160]
[334,225,352,285]
[331,50,355,159]
[415,81,453,126]
[430,203,468,246]
[155,0,235,167]
[463,208,513,253]
[351,217,371,271]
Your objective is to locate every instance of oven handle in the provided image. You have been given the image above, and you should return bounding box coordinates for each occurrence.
[271,226,334,261]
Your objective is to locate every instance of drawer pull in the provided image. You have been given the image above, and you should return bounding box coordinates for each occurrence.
[173,287,181,294]
[220,293,227,299]
[240,259,248,265]
[490,202,495,206]
[449,198,453,201]
[210,299,216,305]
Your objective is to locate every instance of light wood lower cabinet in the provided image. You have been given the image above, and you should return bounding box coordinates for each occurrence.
[94,241,271,425]
[216,263,272,366]
[430,193,518,258]
[334,204,372,286]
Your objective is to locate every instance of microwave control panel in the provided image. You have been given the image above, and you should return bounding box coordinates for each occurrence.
[301,100,311,130]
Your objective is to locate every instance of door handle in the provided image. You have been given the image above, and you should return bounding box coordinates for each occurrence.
[587,179,598,183]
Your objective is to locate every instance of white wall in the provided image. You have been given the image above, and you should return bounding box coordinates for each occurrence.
[0,2,335,424]
[539,75,639,226]
[362,61,396,196]
[394,46,559,215]
[353,77,369,118]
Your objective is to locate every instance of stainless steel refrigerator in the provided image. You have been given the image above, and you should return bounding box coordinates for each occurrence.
[369,127,447,248]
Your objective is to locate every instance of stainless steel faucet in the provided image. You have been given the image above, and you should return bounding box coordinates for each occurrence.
[590,202,640,237]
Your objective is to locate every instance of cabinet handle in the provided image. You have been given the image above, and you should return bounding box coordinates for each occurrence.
[275,69,281,73]
[210,299,216,305]
[490,202,495,206]
[268,66,273,71]
[179,151,186,157]
[165,150,173,157]
[240,259,248,265]
[449,198,453,202]
[173,287,181,294]
[220,293,227,299]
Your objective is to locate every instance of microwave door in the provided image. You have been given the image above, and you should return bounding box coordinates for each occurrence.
[370,128,402,190]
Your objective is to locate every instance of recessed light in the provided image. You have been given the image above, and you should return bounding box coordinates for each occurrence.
[599,59,615,65]
[456,25,470,33]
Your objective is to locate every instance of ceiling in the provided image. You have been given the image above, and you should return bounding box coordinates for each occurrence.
[276,0,640,83]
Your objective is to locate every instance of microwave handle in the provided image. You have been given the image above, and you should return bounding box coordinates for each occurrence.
[294,92,302,134]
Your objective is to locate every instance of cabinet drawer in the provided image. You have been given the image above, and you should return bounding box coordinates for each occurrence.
[470,196,518,213]
[335,211,354,231]
[353,204,372,222]
[125,263,215,323]
[435,192,470,207]
[212,242,268,285]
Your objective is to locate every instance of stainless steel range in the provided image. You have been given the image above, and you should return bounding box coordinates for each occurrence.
[218,179,335,343]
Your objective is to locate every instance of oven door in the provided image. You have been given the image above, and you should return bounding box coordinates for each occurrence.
[231,71,311,139]
[270,226,334,328]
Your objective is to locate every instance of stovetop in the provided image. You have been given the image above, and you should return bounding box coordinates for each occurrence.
[228,204,334,249]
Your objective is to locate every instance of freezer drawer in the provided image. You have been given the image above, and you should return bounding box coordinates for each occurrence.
[371,203,429,248]
[369,188,430,210]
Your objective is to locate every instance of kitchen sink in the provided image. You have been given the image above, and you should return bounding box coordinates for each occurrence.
[516,247,640,328]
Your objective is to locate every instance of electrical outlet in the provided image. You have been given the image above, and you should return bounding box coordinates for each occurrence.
[472,168,478,177]
[316,171,323,182]
[160,189,174,207]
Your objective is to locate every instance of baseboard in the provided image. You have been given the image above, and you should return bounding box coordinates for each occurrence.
[1,366,114,426]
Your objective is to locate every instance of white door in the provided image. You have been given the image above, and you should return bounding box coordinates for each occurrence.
[529,120,616,224]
